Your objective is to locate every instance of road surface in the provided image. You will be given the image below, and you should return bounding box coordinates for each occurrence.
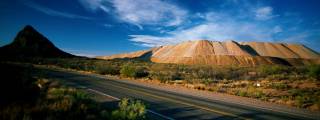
[38,67,320,120]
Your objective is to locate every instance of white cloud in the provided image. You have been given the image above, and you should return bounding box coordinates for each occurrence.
[65,49,111,57]
[78,0,110,13]
[282,30,320,44]
[255,6,275,20]
[103,24,113,28]
[273,26,283,33]
[112,0,187,27]
[25,1,91,20]
[196,12,228,22]
[79,0,187,27]
[130,21,276,47]
[282,33,309,43]
[129,7,282,47]
[129,35,176,47]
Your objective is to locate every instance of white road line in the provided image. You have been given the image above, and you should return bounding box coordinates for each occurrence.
[147,109,175,120]
[87,88,120,100]
[87,88,175,120]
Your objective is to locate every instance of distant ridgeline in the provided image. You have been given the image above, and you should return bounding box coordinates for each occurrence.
[0,25,76,59]
[97,40,320,66]
[1,25,319,66]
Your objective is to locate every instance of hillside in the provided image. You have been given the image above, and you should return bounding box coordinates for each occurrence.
[97,40,320,66]
[0,25,75,58]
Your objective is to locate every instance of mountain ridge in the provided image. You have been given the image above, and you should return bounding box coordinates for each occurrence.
[0,25,75,58]
[97,40,320,66]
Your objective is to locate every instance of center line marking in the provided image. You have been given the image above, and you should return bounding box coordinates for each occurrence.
[88,88,120,100]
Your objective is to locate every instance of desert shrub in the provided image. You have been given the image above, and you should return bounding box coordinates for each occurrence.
[307,65,320,80]
[120,64,148,78]
[271,74,291,80]
[259,65,288,75]
[288,89,320,108]
[224,67,248,80]
[0,69,101,120]
[149,63,170,72]
[134,67,149,78]
[120,65,136,77]
[294,66,307,74]
[253,91,265,99]
[20,57,316,82]
[235,86,266,99]
[0,61,150,120]
[189,66,225,80]
[96,65,120,75]
[270,82,290,90]
[43,88,100,119]
[0,83,148,120]
[0,87,106,120]
[201,79,214,86]
[149,64,183,78]
[236,90,247,97]
[150,71,181,83]
[150,64,229,81]
[111,98,146,120]
[208,87,218,92]
[190,66,212,79]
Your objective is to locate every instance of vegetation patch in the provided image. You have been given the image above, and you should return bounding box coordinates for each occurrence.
[2,57,320,111]
[120,64,149,78]
[111,98,146,120]
[0,63,147,119]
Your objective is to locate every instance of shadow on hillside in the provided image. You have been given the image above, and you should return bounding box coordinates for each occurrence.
[240,44,260,56]
[110,50,154,62]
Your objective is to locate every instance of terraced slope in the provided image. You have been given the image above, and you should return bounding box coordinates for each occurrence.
[98,40,320,66]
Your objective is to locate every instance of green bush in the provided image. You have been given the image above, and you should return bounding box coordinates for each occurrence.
[120,65,148,78]
[120,65,136,77]
[134,67,149,78]
[236,91,247,97]
[288,89,320,108]
[253,91,265,99]
[190,66,225,80]
[111,98,146,120]
[150,71,181,83]
[0,84,104,120]
[96,65,120,75]
[0,62,149,120]
[307,65,320,80]
[259,65,288,75]
[270,82,290,90]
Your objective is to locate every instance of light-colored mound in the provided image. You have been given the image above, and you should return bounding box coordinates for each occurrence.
[97,40,320,66]
[152,40,253,58]
[240,42,319,59]
[96,50,152,60]
[151,55,290,66]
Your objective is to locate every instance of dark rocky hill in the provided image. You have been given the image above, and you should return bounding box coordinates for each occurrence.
[0,25,75,58]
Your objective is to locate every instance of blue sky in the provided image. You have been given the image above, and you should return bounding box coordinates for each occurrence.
[0,0,319,57]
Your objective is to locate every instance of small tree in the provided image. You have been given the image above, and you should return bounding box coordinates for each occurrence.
[307,65,320,80]
[111,98,146,120]
[120,65,136,77]
[96,65,120,75]
[120,64,148,78]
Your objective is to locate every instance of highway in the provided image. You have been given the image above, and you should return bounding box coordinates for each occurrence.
[40,67,320,120]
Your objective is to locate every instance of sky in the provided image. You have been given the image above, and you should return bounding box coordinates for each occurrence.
[0,0,319,57]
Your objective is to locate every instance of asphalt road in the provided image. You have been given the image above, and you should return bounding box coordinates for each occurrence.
[40,67,319,120]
